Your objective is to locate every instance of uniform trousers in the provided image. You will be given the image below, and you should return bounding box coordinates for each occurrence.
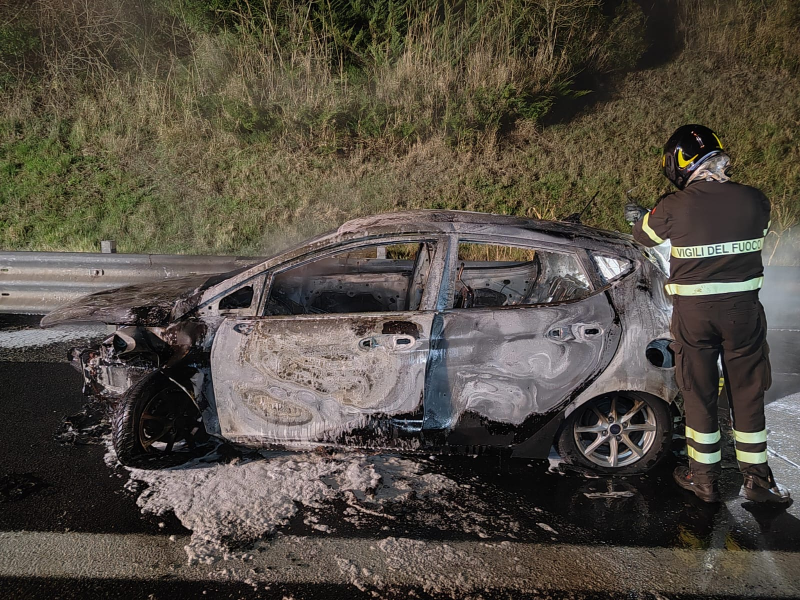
[670,291,772,484]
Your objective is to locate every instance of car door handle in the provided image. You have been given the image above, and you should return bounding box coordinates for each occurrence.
[576,324,602,339]
[546,327,575,342]
[359,334,416,351]
[547,325,603,342]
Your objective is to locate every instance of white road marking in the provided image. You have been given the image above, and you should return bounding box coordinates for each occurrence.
[765,395,800,509]
[769,448,800,470]
[1,531,799,596]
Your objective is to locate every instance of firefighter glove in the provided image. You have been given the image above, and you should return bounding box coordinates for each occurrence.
[625,203,648,225]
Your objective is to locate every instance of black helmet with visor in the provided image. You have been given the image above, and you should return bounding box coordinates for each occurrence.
[663,124,725,189]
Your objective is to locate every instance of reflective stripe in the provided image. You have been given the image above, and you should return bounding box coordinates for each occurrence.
[641,212,665,245]
[718,377,725,393]
[733,429,768,444]
[665,276,763,296]
[764,220,771,236]
[671,237,764,259]
[685,426,721,445]
[687,446,721,464]
[736,449,768,464]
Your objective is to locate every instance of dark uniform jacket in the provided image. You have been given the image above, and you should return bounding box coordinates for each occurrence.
[632,181,771,296]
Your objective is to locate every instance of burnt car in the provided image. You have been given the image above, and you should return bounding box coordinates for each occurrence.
[42,210,678,472]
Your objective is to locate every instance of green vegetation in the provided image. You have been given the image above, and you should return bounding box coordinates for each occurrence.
[0,0,799,262]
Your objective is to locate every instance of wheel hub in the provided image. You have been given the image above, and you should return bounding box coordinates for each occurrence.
[572,396,659,469]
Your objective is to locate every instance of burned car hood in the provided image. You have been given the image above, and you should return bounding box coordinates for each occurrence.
[40,274,217,327]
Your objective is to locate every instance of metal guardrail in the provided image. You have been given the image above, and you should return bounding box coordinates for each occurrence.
[1,251,799,323]
[0,251,260,314]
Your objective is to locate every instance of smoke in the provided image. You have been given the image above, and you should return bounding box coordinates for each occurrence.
[765,225,800,267]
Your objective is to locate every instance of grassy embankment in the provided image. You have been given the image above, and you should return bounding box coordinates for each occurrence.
[1,0,798,263]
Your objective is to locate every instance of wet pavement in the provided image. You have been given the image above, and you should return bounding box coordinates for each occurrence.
[1,316,800,599]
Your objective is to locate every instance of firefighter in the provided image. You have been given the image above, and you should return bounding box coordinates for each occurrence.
[626,124,791,505]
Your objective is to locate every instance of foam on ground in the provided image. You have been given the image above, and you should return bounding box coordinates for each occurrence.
[119,450,456,565]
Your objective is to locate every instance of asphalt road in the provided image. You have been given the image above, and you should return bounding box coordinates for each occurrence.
[2,315,800,599]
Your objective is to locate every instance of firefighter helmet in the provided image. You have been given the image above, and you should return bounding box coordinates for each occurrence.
[662,125,725,189]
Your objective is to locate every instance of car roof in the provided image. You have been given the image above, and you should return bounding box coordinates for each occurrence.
[198,210,644,311]
[336,209,635,248]
[337,209,535,234]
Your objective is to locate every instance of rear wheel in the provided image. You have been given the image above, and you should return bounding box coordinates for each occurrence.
[556,392,672,474]
[112,372,208,468]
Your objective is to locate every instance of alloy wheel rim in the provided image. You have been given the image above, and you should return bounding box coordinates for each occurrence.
[573,396,658,468]
[138,389,203,454]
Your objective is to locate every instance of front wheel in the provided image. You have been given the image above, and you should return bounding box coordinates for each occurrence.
[111,372,208,468]
[556,392,672,474]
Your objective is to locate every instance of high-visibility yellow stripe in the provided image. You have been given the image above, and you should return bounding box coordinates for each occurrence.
[687,446,721,464]
[736,449,768,464]
[718,377,725,394]
[671,237,764,259]
[665,276,763,296]
[685,426,721,445]
[764,220,771,236]
[641,212,665,245]
[733,429,768,444]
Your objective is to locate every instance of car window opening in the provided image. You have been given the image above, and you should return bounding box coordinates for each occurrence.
[265,241,434,315]
[219,285,254,310]
[591,253,633,284]
[452,242,591,309]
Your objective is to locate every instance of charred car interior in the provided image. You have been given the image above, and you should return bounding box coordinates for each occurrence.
[41,210,677,472]
[266,242,435,315]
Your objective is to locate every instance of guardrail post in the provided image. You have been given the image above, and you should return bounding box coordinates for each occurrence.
[101,240,117,254]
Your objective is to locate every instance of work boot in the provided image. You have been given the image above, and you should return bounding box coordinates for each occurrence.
[740,469,792,505]
[673,465,720,503]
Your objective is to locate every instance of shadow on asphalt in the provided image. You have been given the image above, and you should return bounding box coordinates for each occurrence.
[2,360,800,557]
[426,454,800,552]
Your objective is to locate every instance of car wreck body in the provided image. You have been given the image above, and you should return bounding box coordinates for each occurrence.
[43,210,678,472]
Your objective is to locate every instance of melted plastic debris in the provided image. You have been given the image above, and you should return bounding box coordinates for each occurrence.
[537,522,558,534]
[0,473,48,502]
[583,490,636,499]
[55,402,110,445]
[547,446,565,473]
[119,450,457,565]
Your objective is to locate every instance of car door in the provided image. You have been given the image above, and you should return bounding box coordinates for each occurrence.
[423,238,621,437]
[210,238,445,444]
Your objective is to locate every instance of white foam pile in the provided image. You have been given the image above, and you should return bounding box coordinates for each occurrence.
[121,450,457,565]
[0,324,107,348]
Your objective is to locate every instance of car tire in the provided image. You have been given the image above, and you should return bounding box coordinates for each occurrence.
[556,392,672,475]
[111,371,208,468]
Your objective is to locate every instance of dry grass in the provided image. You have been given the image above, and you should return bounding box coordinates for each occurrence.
[1,0,799,263]
[678,0,800,73]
